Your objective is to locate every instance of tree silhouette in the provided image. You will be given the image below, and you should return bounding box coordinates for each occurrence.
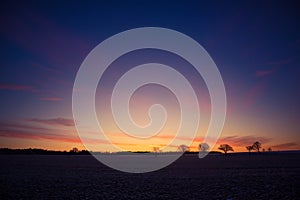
[199,143,209,152]
[218,144,234,154]
[152,147,159,156]
[198,143,210,158]
[178,144,189,153]
[268,147,272,152]
[246,145,254,154]
[152,147,159,153]
[70,147,79,153]
[252,141,262,152]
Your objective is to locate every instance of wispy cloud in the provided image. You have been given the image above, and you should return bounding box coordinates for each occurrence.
[267,58,293,66]
[219,135,271,147]
[29,61,62,74]
[0,129,80,144]
[0,84,35,92]
[27,117,75,127]
[0,120,78,143]
[0,122,51,131]
[1,9,91,71]
[246,66,276,105]
[40,97,64,101]
[255,69,275,77]
[0,121,108,145]
[271,142,299,150]
[244,80,268,106]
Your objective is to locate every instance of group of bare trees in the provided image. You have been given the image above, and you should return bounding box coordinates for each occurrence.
[246,141,262,153]
[176,141,267,155]
[198,143,234,154]
[199,143,234,155]
[154,141,268,155]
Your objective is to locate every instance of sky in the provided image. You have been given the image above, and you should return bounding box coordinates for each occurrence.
[0,0,299,152]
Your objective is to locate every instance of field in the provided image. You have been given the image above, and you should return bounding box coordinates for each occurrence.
[1,153,299,199]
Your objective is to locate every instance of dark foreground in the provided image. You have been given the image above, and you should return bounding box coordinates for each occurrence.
[1,153,299,200]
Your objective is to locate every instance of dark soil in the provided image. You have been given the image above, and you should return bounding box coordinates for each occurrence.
[0,154,299,199]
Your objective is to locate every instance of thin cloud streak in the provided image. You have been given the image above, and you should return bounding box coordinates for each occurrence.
[267,58,293,66]
[255,69,275,77]
[219,135,271,147]
[271,142,299,150]
[0,84,35,92]
[244,80,268,106]
[0,129,122,146]
[0,129,80,144]
[40,97,64,101]
[0,122,53,132]
[27,117,75,127]
[0,121,106,145]
[1,9,91,71]
[0,120,294,151]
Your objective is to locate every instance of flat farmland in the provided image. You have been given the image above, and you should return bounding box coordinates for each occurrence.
[0,153,299,199]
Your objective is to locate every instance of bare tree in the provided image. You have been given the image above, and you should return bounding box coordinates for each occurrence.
[70,147,79,153]
[178,144,189,153]
[152,147,160,157]
[246,145,254,153]
[252,141,262,152]
[218,144,234,154]
[268,147,272,152]
[199,143,209,152]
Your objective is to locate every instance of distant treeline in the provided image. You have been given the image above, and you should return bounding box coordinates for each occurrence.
[0,148,90,155]
[0,148,224,155]
[2,148,297,155]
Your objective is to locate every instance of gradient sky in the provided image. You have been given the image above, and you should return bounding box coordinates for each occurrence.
[0,1,299,152]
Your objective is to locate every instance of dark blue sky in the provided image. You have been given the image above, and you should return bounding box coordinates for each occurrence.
[0,0,299,151]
